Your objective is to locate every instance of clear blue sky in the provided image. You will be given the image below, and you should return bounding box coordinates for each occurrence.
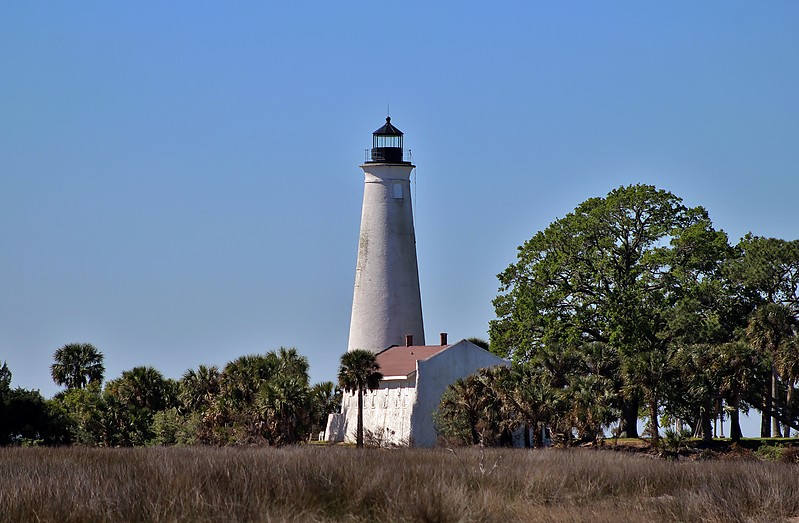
[2,3,797,436]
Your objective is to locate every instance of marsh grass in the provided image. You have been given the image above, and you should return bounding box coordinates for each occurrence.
[1,446,798,522]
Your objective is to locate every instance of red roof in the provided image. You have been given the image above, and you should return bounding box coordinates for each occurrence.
[376,345,450,378]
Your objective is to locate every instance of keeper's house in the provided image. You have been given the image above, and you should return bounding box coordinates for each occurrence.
[326,335,508,447]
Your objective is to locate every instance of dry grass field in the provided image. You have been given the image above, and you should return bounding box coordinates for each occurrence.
[1,445,798,522]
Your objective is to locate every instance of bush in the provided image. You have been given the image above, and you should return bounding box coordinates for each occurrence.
[148,408,198,446]
[660,428,692,456]
[755,444,783,461]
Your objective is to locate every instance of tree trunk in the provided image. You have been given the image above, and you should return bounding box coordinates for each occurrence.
[784,383,793,438]
[772,366,783,438]
[621,396,639,438]
[357,389,364,448]
[700,397,713,442]
[469,412,480,445]
[730,393,742,442]
[534,424,544,448]
[524,422,532,449]
[762,386,771,437]
[648,399,659,442]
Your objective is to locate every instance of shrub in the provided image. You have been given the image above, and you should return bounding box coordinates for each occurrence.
[148,408,198,446]
[755,444,783,461]
[660,428,691,457]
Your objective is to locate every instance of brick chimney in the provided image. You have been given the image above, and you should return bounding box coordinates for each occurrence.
[440,332,448,346]
[405,334,413,347]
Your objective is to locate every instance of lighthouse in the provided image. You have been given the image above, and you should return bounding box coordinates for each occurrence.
[347,117,425,353]
[324,118,508,446]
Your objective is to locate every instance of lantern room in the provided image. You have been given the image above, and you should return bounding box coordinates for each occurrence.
[368,116,409,163]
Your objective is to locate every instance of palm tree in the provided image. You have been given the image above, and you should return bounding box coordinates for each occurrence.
[179,365,221,412]
[436,368,509,446]
[102,366,172,445]
[51,343,105,389]
[511,367,554,448]
[776,337,799,437]
[622,348,671,443]
[258,374,311,445]
[337,350,382,448]
[215,355,270,442]
[310,381,342,437]
[437,375,488,445]
[747,303,796,437]
[221,354,277,408]
[713,339,763,442]
[671,344,721,442]
[106,366,170,412]
[275,347,310,383]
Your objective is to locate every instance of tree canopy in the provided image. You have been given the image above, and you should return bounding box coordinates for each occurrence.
[487,184,754,441]
[51,343,105,390]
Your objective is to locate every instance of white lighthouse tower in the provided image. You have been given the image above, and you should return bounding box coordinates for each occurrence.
[347,117,425,353]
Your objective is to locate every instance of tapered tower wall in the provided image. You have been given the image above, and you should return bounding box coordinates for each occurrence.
[347,162,425,353]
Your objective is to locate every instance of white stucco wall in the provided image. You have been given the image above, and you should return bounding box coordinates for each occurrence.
[324,412,345,443]
[410,340,509,447]
[339,377,416,445]
[347,162,425,353]
[330,341,508,447]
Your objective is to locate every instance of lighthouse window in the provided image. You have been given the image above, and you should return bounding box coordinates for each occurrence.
[393,184,403,199]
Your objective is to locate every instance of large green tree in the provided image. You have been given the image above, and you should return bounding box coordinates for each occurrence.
[0,362,70,445]
[776,337,799,437]
[52,384,108,446]
[727,235,799,436]
[711,339,763,442]
[726,235,799,306]
[337,350,382,448]
[656,221,756,440]
[51,343,105,390]
[746,303,796,437]
[490,184,731,439]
